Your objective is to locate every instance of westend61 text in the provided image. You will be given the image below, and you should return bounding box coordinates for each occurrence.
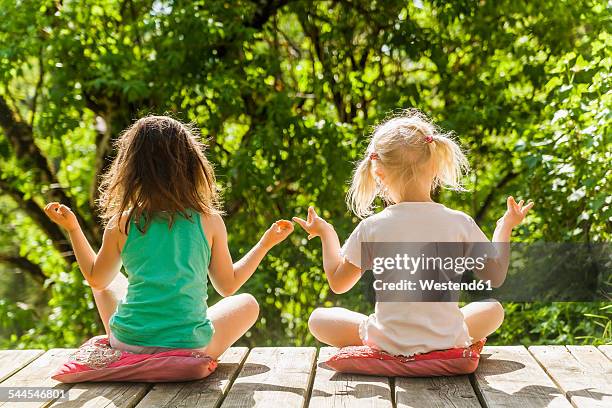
[373,279,493,292]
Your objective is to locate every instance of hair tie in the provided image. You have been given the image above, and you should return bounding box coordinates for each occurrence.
[424,135,434,143]
[369,152,379,160]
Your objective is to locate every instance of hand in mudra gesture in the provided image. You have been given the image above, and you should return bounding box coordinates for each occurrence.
[293,206,334,240]
[499,196,534,228]
[44,202,79,232]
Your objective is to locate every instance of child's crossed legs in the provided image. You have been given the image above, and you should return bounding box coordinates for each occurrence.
[91,273,259,359]
[308,300,504,348]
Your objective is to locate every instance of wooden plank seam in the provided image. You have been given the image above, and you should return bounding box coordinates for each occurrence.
[214,347,252,408]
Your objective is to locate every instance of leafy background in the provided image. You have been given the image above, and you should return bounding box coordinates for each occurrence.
[0,0,610,349]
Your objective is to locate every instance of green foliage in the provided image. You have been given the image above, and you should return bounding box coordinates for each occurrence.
[0,0,610,348]
[495,302,612,346]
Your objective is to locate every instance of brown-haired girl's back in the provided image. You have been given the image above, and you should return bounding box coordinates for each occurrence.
[44,115,294,359]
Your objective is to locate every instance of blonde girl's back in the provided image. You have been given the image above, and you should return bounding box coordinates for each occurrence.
[298,109,528,356]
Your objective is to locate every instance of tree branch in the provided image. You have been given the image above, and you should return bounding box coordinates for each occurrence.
[474,171,518,224]
[0,253,47,284]
[0,94,100,245]
[89,113,115,209]
[30,46,45,127]
[250,0,291,30]
[298,13,347,122]
[0,178,75,264]
[0,96,55,184]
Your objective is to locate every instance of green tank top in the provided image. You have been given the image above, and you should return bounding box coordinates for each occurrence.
[109,209,213,348]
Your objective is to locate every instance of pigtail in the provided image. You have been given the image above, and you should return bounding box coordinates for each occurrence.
[429,134,469,190]
[347,154,379,218]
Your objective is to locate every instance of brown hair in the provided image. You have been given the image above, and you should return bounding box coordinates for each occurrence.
[98,115,221,233]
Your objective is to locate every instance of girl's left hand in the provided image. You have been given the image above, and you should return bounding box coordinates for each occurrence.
[260,220,294,249]
[499,196,534,229]
[292,206,334,240]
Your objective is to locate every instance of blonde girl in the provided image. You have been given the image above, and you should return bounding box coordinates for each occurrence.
[294,109,533,356]
[45,116,293,359]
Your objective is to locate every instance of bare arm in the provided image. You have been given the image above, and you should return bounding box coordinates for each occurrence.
[207,214,293,296]
[475,196,534,287]
[44,203,122,289]
[294,207,361,294]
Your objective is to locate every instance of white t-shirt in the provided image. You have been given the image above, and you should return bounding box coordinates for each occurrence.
[340,201,491,356]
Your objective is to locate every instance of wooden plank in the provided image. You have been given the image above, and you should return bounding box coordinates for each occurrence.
[309,347,392,408]
[135,347,249,408]
[0,348,75,408]
[597,345,612,361]
[473,346,572,408]
[49,383,150,408]
[220,347,316,408]
[529,345,612,408]
[396,376,480,408]
[0,350,44,382]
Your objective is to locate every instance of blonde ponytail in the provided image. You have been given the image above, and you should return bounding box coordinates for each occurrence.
[346,109,469,218]
[428,134,469,191]
[347,154,379,218]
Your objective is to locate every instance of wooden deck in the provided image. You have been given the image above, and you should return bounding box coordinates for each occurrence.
[0,345,610,407]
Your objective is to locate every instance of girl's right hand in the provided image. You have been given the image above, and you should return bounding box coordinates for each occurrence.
[293,206,334,240]
[44,202,79,232]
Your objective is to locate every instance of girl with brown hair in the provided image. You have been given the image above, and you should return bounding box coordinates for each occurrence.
[45,115,293,359]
